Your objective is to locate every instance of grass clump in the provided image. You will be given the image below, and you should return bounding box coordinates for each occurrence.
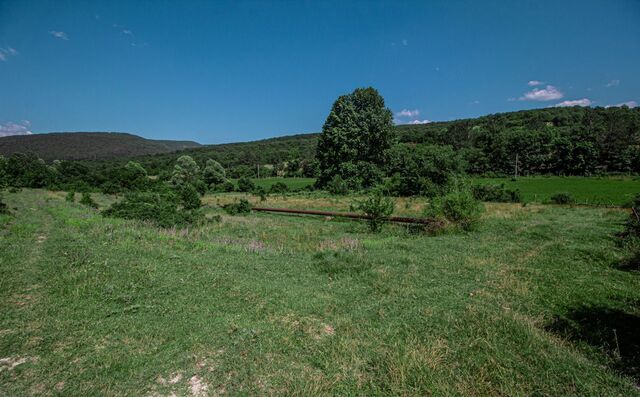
[79,192,98,208]
[550,192,576,205]
[222,198,252,215]
[355,189,394,232]
[103,192,201,227]
[425,183,484,231]
[472,183,521,203]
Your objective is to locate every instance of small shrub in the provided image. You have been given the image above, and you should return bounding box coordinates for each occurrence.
[253,186,267,201]
[222,199,252,215]
[103,192,201,228]
[0,196,8,214]
[237,177,255,192]
[270,181,289,194]
[472,184,521,203]
[355,189,394,232]
[179,184,201,210]
[425,184,484,231]
[326,175,349,195]
[65,190,76,202]
[550,192,575,205]
[79,192,98,208]
[8,187,20,193]
[222,181,236,192]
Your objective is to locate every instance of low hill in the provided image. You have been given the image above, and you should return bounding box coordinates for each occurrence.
[0,132,201,161]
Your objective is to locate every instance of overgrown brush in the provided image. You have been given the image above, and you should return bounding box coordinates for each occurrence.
[355,189,394,232]
[472,183,521,203]
[65,190,75,202]
[0,195,8,215]
[79,192,98,208]
[103,192,201,227]
[425,182,484,231]
[222,199,252,215]
[270,181,289,194]
[550,192,575,205]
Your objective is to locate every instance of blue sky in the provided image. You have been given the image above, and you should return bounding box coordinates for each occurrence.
[0,0,638,144]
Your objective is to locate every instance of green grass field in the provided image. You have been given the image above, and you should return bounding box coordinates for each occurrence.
[473,176,640,206]
[1,189,639,395]
[236,176,640,207]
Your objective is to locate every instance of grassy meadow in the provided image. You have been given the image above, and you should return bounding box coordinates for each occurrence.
[1,188,639,395]
[238,176,640,207]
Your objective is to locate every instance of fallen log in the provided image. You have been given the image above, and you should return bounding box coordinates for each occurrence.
[252,206,434,225]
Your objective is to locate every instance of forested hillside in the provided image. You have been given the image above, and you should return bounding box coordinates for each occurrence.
[0,132,201,161]
[128,105,640,177]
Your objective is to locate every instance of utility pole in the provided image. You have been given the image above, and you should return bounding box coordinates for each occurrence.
[257,163,260,179]
[514,153,519,180]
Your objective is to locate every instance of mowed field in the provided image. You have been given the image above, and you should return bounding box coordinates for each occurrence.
[1,189,639,396]
[241,176,640,207]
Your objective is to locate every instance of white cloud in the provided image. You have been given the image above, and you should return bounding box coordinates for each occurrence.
[605,79,620,87]
[605,101,638,109]
[409,119,431,124]
[49,30,69,40]
[402,39,408,46]
[123,29,133,35]
[527,80,544,86]
[0,47,18,62]
[520,85,564,101]
[554,98,593,107]
[0,121,33,137]
[395,109,420,118]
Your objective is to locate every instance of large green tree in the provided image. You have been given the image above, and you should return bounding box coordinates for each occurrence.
[315,87,395,188]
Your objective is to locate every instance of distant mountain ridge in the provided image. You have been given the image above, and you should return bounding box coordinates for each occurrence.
[0,132,201,161]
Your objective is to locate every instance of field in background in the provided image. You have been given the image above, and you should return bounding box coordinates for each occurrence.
[1,189,639,395]
[473,176,640,206]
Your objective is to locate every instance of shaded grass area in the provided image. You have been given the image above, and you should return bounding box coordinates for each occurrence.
[472,176,640,206]
[0,189,639,395]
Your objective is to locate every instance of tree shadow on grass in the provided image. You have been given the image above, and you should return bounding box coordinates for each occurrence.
[547,305,640,382]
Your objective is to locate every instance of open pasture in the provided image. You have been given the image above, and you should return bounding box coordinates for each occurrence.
[1,189,638,395]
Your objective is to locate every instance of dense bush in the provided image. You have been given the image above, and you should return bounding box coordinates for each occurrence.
[270,181,289,194]
[237,177,255,192]
[65,190,75,202]
[179,184,201,210]
[550,192,575,205]
[425,183,484,231]
[222,199,252,215]
[326,175,350,195]
[103,192,201,227]
[386,144,464,197]
[0,195,8,214]
[355,189,395,232]
[79,192,98,208]
[472,184,522,203]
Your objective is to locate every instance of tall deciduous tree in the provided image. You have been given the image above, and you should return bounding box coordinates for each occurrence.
[170,155,201,188]
[315,87,395,188]
[203,159,226,186]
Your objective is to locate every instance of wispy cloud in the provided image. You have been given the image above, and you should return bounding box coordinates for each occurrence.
[395,109,420,118]
[0,120,33,137]
[49,30,69,40]
[554,98,593,107]
[605,101,637,109]
[527,80,544,86]
[520,85,563,101]
[605,79,620,87]
[122,29,133,35]
[402,39,408,46]
[0,47,17,62]
[394,109,430,125]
